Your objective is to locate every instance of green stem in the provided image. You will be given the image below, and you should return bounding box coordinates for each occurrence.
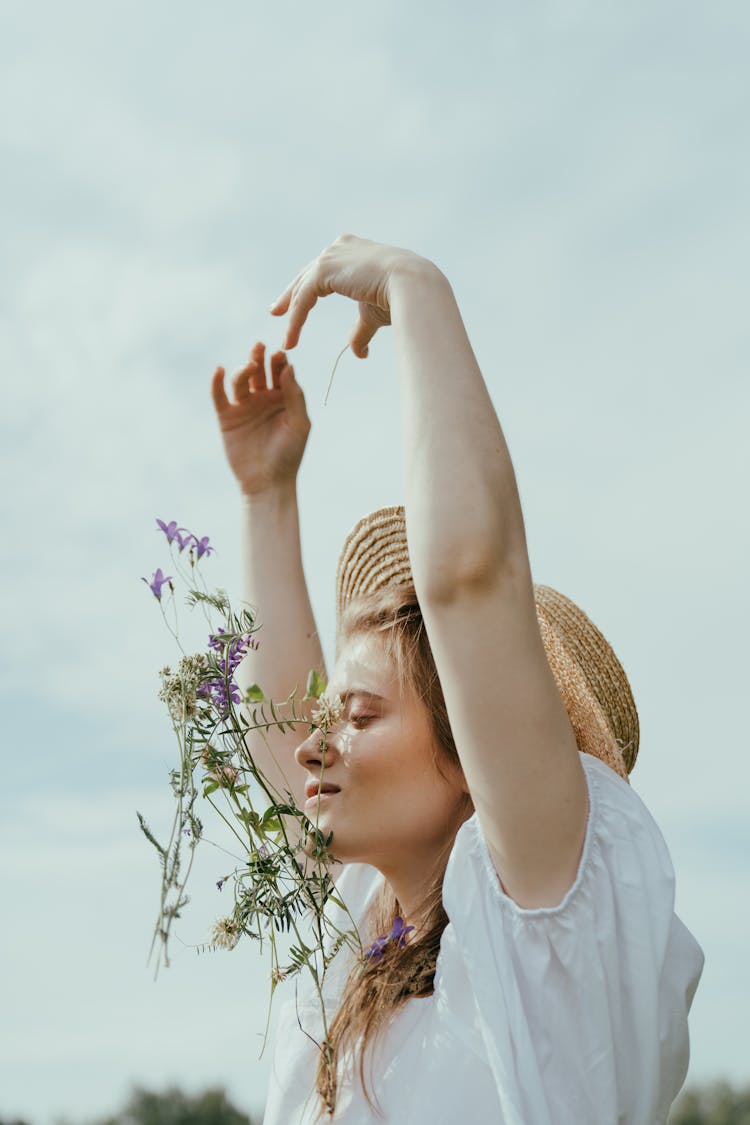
[324,343,349,406]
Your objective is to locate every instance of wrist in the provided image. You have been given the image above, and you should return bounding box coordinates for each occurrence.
[388,256,452,310]
[241,480,298,512]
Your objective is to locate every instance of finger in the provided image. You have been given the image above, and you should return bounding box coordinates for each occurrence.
[269,265,308,316]
[280,363,310,426]
[211,366,230,412]
[232,367,252,401]
[249,341,267,392]
[349,320,379,359]
[284,270,323,350]
[270,349,288,390]
[350,303,390,359]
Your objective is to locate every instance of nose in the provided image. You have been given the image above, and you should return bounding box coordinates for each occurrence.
[294,725,336,772]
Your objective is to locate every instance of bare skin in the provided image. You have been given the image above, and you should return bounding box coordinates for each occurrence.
[211,233,587,909]
[295,632,470,928]
[268,234,587,909]
[211,342,325,816]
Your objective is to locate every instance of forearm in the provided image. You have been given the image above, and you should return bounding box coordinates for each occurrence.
[239,484,326,696]
[236,486,327,802]
[389,262,529,603]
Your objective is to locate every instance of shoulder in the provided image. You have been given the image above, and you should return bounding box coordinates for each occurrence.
[438,754,705,1123]
[446,753,680,925]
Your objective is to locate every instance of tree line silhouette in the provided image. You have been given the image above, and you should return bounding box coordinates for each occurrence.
[2,1078,750,1124]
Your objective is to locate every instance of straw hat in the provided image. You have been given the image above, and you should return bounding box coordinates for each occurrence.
[336,506,639,782]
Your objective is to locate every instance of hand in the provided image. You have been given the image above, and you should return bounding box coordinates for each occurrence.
[211,342,311,497]
[268,233,429,358]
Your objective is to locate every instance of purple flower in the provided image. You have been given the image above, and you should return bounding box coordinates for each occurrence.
[156,518,195,552]
[193,535,214,559]
[175,529,193,552]
[217,877,227,891]
[208,631,257,680]
[390,916,415,949]
[201,630,258,715]
[364,935,389,963]
[142,568,173,600]
[156,518,181,544]
[197,676,242,716]
[364,916,415,962]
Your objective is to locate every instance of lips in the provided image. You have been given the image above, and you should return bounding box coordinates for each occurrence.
[304,780,341,800]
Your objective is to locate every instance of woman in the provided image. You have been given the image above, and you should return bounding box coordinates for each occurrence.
[210,234,704,1124]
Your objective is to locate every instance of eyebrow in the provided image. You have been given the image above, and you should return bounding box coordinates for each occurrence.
[338,689,387,706]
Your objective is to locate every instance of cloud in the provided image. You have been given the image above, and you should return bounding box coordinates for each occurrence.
[0,786,290,1122]
[2,0,749,1115]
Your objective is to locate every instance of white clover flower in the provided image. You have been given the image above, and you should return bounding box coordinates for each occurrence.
[158,653,209,722]
[210,916,241,950]
[311,691,344,732]
[179,653,209,685]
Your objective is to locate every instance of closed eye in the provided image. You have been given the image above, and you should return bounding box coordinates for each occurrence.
[350,713,373,729]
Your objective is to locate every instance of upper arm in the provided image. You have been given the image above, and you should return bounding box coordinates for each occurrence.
[420,550,588,909]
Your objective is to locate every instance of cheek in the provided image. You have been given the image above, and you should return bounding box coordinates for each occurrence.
[343,715,442,797]
[350,734,397,782]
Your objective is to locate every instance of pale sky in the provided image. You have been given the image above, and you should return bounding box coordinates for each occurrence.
[2,1,748,1121]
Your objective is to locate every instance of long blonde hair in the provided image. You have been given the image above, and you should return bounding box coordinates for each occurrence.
[314,583,474,1118]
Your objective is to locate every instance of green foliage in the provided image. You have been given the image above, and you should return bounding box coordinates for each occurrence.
[4,1079,748,1125]
[668,1080,750,1125]
[95,1086,255,1125]
[141,536,362,1072]
[137,812,166,860]
[185,588,230,614]
[304,668,326,700]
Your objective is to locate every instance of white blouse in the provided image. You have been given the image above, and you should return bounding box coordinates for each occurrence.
[262,752,704,1124]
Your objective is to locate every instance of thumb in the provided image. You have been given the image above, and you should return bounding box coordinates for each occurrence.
[349,321,376,359]
[350,302,390,359]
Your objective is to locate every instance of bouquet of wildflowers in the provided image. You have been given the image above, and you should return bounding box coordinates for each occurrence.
[139,517,364,1052]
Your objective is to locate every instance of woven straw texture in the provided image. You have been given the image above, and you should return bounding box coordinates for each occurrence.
[335,506,639,781]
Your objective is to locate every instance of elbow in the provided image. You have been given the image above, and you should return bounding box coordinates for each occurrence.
[417,539,522,607]
[414,491,531,607]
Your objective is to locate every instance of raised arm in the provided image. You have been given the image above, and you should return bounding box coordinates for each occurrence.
[272,235,588,908]
[387,263,587,907]
[211,342,327,814]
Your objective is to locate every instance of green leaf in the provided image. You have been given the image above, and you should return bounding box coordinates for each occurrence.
[137,812,166,857]
[236,808,261,831]
[185,587,230,613]
[264,801,297,819]
[243,683,266,703]
[304,669,326,700]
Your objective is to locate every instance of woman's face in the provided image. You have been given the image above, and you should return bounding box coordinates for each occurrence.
[294,631,469,877]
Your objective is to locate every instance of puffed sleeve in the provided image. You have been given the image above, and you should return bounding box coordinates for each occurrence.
[440,751,705,1125]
